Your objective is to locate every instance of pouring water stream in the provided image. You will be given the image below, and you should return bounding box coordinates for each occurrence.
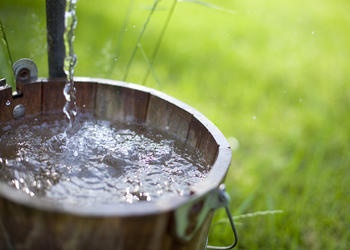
[63,0,78,133]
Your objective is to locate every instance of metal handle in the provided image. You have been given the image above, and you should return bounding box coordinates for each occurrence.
[174,184,238,248]
[206,186,238,249]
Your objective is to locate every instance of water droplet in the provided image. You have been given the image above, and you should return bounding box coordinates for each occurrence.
[73,150,78,157]
[63,84,72,102]
[12,179,20,189]
[311,31,315,35]
[5,100,11,106]
[252,116,257,120]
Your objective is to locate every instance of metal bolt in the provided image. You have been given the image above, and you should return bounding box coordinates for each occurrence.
[13,104,25,119]
[18,68,31,81]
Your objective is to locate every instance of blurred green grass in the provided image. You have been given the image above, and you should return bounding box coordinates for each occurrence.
[1,0,350,249]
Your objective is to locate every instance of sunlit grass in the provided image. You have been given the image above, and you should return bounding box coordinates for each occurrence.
[1,0,350,249]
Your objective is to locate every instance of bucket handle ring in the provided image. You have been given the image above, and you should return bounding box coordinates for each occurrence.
[206,185,238,249]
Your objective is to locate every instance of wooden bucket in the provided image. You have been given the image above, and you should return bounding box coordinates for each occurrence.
[0,77,232,250]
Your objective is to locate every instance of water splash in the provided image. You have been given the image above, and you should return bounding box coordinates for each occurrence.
[0,114,210,205]
[63,0,78,130]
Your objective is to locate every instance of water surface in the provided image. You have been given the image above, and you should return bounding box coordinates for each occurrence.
[0,113,210,205]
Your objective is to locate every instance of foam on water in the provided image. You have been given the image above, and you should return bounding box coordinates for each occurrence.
[0,114,210,205]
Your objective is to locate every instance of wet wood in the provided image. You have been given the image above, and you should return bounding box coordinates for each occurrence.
[94,84,149,123]
[0,195,213,250]
[42,80,66,114]
[0,197,171,250]
[146,95,192,142]
[0,86,13,122]
[187,117,218,165]
[75,81,97,113]
[14,82,42,116]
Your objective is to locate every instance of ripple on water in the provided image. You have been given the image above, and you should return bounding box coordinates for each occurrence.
[0,113,210,205]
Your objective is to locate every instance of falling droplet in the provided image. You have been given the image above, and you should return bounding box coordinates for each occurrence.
[5,100,11,106]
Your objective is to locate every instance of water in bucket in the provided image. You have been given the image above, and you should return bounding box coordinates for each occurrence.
[0,113,210,205]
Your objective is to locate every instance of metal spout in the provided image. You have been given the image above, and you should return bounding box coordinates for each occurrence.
[46,0,66,79]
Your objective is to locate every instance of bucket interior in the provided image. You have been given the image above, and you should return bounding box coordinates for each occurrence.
[0,77,231,215]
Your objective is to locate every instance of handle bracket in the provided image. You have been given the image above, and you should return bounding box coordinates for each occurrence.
[174,184,238,249]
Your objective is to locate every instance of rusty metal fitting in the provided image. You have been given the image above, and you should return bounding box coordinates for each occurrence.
[13,58,38,83]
